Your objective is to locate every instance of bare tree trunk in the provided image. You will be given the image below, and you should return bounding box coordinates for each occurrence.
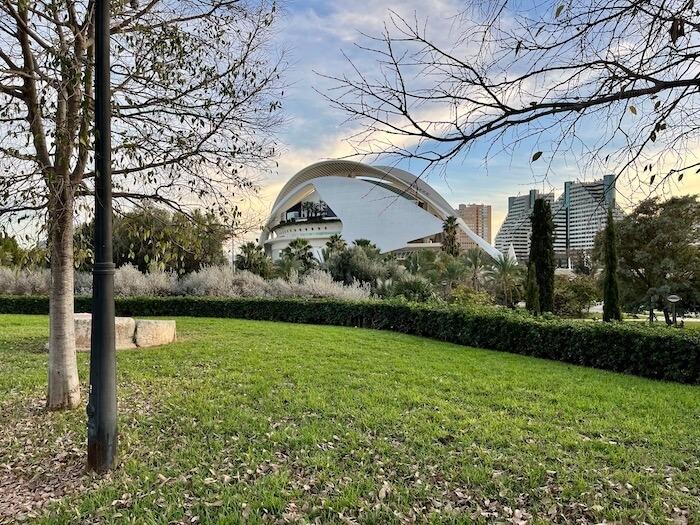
[47,186,80,410]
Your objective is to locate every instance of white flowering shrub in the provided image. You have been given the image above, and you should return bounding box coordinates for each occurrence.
[0,267,50,295]
[112,264,177,297]
[176,265,237,296]
[295,269,370,301]
[266,277,294,298]
[74,271,93,295]
[0,264,372,301]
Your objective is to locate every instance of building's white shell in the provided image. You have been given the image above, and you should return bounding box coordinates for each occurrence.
[261,160,501,261]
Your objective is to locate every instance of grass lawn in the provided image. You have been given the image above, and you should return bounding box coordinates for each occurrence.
[1,314,699,524]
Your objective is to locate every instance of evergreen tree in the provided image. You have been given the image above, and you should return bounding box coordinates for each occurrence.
[602,208,622,322]
[441,216,461,256]
[525,261,541,315]
[529,198,555,312]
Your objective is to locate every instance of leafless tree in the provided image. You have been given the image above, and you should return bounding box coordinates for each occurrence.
[324,0,700,190]
[0,0,284,410]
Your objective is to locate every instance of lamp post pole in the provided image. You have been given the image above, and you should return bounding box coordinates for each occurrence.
[88,0,117,473]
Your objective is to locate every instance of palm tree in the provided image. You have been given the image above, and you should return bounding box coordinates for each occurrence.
[487,256,523,308]
[441,216,460,256]
[404,249,436,275]
[238,241,271,277]
[281,238,316,274]
[325,234,347,254]
[434,252,466,295]
[353,239,381,258]
[463,248,490,291]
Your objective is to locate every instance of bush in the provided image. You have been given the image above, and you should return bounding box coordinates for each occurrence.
[449,284,494,307]
[553,275,600,318]
[113,264,177,297]
[0,265,371,301]
[0,267,50,295]
[384,274,435,302]
[1,295,697,383]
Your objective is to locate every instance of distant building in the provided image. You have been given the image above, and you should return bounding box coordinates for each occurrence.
[261,160,502,261]
[456,203,492,251]
[494,190,553,263]
[494,175,622,265]
[552,175,623,265]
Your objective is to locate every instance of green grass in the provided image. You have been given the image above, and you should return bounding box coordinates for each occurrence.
[1,314,699,524]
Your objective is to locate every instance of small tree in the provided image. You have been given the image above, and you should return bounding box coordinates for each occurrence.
[441,216,461,257]
[529,199,555,312]
[0,0,284,410]
[238,242,273,278]
[279,238,316,275]
[486,255,523,308]
[602,209,622,322]
[463,248,489,291]
[324,234,347,258]
[525,261,541,315]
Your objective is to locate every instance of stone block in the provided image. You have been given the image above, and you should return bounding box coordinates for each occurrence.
[134,319,176,348]
[73,313,136,350]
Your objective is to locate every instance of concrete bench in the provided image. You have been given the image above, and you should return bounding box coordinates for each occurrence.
[73,313,176,350]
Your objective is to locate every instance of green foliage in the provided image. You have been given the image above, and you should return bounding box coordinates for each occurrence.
[572,249,595,276]
[602,209,622,321]
[462,248,491,291]
[323,234,347,259]
[2,296,698,383]
[529,198,555,312]
[324,239,400,286]
[441,216,460,256]
[278,238,317,277]
[595,195,700,314]
[431,252,465,296]
[486,255,524,307]
[237,242,272,278]
[384,274,435,302]
[0,234,47,268]
[525,261,541,315]
[404,249,437,275]
[553,275,600,318]
[0,233,23,267]
[75,206,227,274]
[449,283,494,307]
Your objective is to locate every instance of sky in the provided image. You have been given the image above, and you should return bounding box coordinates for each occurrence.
[249,0,700,240]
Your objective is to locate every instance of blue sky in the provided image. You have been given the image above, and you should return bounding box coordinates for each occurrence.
[254,0,699,234]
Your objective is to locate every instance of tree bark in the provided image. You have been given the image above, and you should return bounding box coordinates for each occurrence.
[47,185,80,410]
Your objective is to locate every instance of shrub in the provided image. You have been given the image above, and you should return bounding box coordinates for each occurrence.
[385,274,435,302]
[0,267,50,295]
[1,296,697,383]
[295,269,370,301]
[449,284,494,307]
[113,264,177,297]
[553,275,600,318]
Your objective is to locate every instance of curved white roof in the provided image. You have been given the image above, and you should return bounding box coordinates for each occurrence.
[262,160,501,259]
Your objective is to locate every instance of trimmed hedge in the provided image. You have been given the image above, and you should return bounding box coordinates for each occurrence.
[2,295,699,384]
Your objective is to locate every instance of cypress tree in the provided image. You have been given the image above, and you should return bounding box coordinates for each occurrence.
[602,208,622,322]
[529,198,555,312]
[525,261,541,315]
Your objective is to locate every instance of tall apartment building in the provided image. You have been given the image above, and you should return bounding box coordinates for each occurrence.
[494,175,621,264]
[456,203,492,251]
[494,190,553,262]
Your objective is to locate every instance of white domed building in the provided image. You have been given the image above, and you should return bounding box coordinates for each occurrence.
[260,160,501,261]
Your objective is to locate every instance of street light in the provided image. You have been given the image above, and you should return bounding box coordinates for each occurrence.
[668,294,681,326]
[88,0,117,472]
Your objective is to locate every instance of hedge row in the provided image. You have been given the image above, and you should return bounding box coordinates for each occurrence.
[2,295,699,384]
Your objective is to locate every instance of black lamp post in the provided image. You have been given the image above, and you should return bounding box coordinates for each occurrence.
[88,0,117,472]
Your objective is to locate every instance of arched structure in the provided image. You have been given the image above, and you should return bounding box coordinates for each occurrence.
[261,160,501,261]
